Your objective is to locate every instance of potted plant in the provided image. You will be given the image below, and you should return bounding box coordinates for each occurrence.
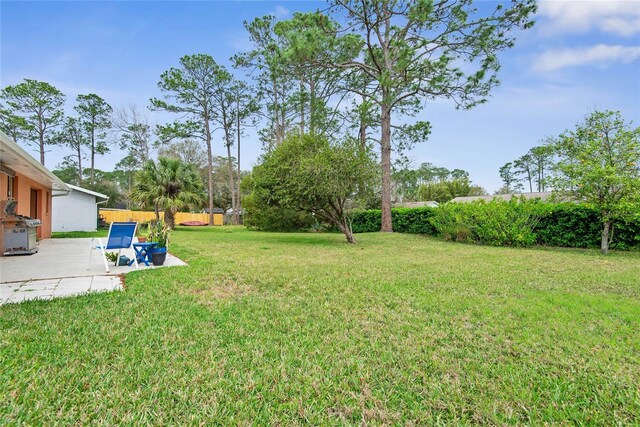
[148,219,169,266]
[136,223,147,243]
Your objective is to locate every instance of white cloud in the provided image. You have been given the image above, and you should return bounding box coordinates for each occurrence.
[270,5,290,19]
[538,0,640,37]
[532,44,640,71]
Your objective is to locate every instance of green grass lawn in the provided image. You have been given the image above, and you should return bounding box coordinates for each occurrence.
[2,227,639,425]
[51,230,109,238]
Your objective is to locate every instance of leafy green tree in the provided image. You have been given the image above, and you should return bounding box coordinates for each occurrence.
[157,140,239,210]
[513,153,534,192]
[75,94,112,184]
[497,162,523,194]
[327,0,536,232]
[84,169,127,209]
[151,54,227,225]
[234,16,293,148]
[274,11,361,137]
[468,185,488,197]
[0,104,28,142]
[52,116,88,184]
[157,139,208,170]
[1,79,65,165]
[550,110,640,253]
[530,144,553,191]
[132,157,205,229]
[230,80,260,224]
[113,104,153,169]
[207,66,241,224]
[52,162,81,186]
[395,163,479,202]
[251,135,377,243]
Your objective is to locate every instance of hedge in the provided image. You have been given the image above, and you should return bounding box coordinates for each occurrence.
[351,207,437,235]
[350,202,640,250]
[534,203,640,250]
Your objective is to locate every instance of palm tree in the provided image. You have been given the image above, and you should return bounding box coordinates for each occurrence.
[132,157,205,229]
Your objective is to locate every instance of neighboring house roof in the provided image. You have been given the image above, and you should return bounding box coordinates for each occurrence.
[0,130,70,194]
[66,184,108,200]
[450,191,555,203]
[396,201,439,208]
[204,208,225,214]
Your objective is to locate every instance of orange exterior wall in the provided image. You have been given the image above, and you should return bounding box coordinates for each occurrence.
[0,171,53,253]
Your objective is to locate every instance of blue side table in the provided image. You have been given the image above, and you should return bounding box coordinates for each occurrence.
[131,242,157,266]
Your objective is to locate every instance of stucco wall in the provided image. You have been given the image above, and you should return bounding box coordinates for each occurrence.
[15,174,53,239]
[1,171,53,253]
[52,191,98,232]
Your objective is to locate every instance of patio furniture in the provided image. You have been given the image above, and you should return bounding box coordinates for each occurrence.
[89,222,139,273]
[131,242,157,267]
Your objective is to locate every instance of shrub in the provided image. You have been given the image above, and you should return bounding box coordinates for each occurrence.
[392,207,438,234]
[351,209,382,233]
[429,204,473,243]
[429,199,540,246]
[351,200,640,250]
[470,199,540,246]
[351,207,437,234]
[243,194,314,232]
[534,203,640,250]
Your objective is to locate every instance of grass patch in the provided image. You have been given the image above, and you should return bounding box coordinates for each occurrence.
[2,227,639,424]
[51,230,108,238]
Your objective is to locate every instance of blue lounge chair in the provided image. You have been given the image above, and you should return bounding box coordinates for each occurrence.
[89,222,139,273]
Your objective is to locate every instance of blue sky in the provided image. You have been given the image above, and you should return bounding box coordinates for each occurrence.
[2,0,639,192]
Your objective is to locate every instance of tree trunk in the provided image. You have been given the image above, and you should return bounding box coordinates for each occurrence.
[359,115,367,153]
[38,113,45,166]
[309,75,315,136]
[272,75,280,147]
[380,103,393,232]
[225,134,237,225]
[601,219,611,254]
[90,120,96,184]
[236,105,242,225]
[299,77,305,135]
[280,82,286,143]
[338,217,356,244]
[205,121,214,226]
[77,144,83,184]
[165,210,175,230]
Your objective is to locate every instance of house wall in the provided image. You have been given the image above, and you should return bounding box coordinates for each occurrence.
[0,171,53,254]
[52,191,98,232]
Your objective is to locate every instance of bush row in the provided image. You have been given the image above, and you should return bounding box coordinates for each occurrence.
[351,207,437,234]
[350,201,640,250]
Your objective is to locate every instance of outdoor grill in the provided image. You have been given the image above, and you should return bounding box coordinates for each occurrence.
[1,200,42,256]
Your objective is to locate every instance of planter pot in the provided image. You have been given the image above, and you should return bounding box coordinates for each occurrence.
[150,247,167,266]
[137,237,147,243]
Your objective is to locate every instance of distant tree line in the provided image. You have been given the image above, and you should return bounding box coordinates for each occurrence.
[497,144,554,195]
[2,0,540,234]
[392,162,487,203]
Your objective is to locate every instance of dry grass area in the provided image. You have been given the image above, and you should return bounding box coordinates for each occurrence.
[1,227,639,425]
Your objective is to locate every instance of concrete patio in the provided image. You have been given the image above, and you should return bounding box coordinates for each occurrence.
[0,238,186,305]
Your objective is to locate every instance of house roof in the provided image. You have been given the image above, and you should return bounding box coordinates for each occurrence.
[450,192,555,203]
[0,130,70,193]
[66,184,108,200]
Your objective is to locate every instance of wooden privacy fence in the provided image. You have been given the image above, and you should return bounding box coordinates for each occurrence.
[100,209,223,226]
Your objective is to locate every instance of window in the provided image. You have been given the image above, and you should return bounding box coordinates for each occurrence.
[46,191,50,214]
